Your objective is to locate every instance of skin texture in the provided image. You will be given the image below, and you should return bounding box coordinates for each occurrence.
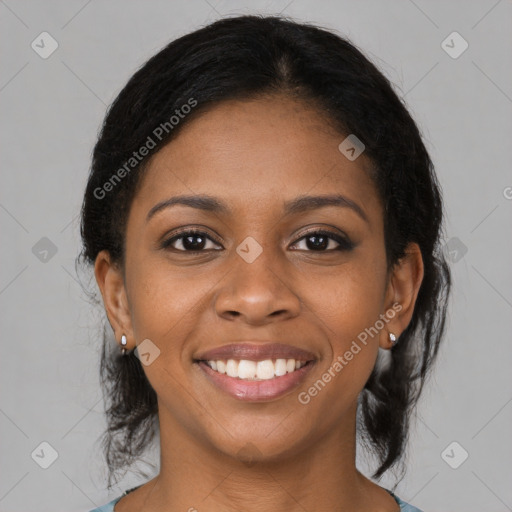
[95,95,424,512]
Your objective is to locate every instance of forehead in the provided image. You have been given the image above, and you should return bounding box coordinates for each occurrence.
[133,95,381,223]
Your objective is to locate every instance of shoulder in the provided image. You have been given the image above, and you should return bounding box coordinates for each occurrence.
[87,495,122,512]
[89,488,422,512]
[391,492,425,512]
[87,484,143,512]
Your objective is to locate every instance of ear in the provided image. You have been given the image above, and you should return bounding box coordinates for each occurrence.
[94,250,134,351]
[380,242,424,350]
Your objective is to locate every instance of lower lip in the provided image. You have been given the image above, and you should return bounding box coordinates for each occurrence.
[196,360,315,402]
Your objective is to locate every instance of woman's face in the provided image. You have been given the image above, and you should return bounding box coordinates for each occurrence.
[98,95,420,462]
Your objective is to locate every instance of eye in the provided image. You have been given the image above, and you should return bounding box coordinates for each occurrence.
[161,228,354,253]
[161,229,222,252]
[290,229,354,252]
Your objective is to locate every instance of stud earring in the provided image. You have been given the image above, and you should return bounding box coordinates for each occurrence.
[120,334,128,356]
[389,332,397,347]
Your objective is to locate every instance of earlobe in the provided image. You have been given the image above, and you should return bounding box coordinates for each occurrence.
[380,242,424,349]
[94,250,134,350]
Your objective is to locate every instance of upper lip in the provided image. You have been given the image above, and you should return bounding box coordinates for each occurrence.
[194,342,317,362]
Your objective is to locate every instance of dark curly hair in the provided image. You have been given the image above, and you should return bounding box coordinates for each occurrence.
[78,14,451,491]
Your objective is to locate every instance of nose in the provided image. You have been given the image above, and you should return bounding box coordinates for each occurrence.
[213,250,301,326]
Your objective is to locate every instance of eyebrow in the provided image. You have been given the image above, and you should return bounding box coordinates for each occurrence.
[146,193,369,224]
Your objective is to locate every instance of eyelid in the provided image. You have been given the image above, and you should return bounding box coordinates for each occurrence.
[161,226,353,252]
[161,227,223,251]
[291,227,353,250]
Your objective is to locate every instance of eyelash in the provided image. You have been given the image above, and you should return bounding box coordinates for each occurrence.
[160,228,354,253]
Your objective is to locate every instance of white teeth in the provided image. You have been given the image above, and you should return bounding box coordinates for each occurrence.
[256,360,275,380]
[238,359,257,379]
[205,358,308,380]
[275,359,287,376]
[226,359,239,378]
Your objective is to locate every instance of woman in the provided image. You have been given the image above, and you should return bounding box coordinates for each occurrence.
[80,14,451,512]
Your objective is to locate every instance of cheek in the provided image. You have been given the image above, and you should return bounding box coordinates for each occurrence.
[314,258,387,344]
[307,278,382,413]
[309,252,386,391]
[126,255,214,357]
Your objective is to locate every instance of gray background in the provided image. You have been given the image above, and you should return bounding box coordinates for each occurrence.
[1,1,511,511]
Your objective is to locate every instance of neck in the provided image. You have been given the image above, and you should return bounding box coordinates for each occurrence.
[139,400,388,512]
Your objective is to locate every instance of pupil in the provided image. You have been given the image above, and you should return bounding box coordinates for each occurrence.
[180,234,331,251]
[184,234,205,250]
[307,234,327,250]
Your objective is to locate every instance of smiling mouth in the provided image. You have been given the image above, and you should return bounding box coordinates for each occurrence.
[194,358,314,381]
[193,342,317,400]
